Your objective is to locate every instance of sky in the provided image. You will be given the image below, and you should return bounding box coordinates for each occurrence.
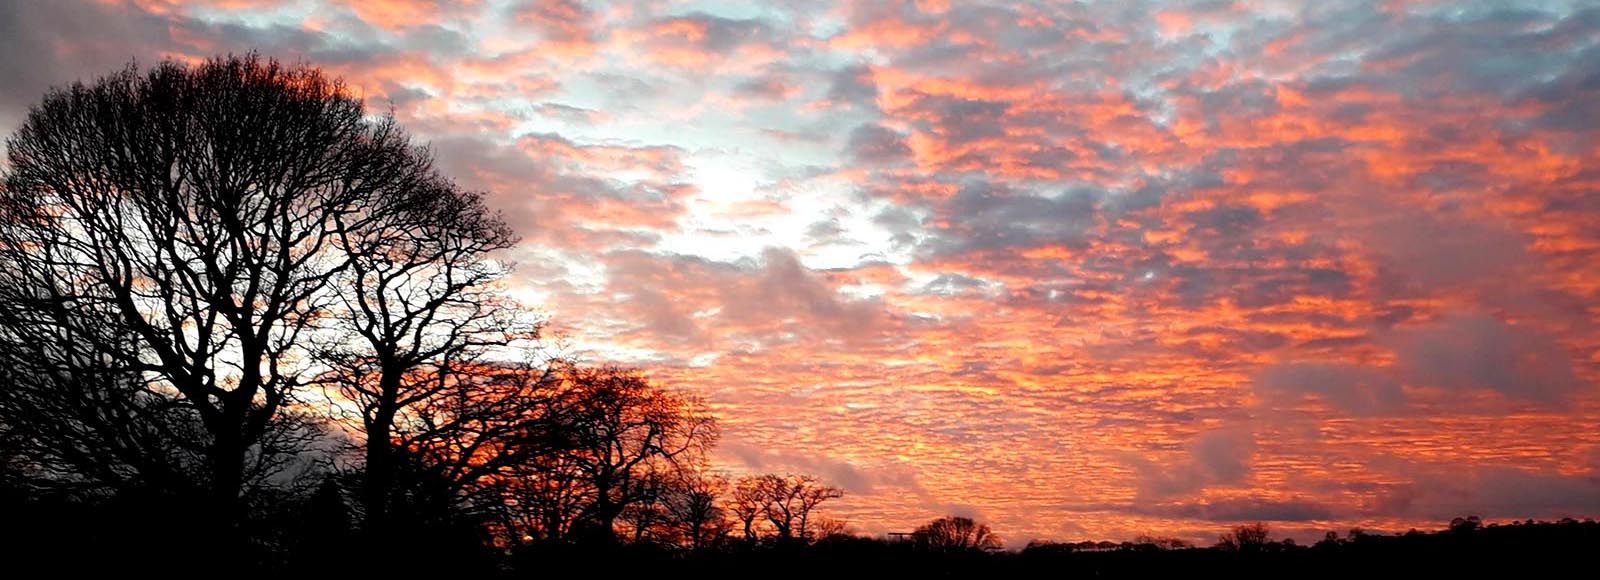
[2,0,1599,545]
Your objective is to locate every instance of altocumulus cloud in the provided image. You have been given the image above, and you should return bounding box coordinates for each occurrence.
[0,0,1596,543]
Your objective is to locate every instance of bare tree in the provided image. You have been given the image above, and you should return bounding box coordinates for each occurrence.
[617,468,672,545]
[728,475,769,544]
[662,471,730,551]
[795,476,845,542]
[1218,522,1271,552]
[1449,515,1483,533]
[310,169,532,534]
[492,450,589,544]
[914,516,1001,551]
[556,365,717,543]
[482,365,717,546]
[1132,534,1193,550]
[726,473,844,544]
[0,55,430,533]
[0,315,206,499]
[389,362,569,526]
[768,474,844,543]
[810,517,850,541]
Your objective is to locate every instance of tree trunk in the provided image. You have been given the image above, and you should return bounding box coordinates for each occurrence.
[206,426,248,561]
[363,372,402,536]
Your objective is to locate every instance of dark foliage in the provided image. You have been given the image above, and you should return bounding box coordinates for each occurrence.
[497,519,1600,579]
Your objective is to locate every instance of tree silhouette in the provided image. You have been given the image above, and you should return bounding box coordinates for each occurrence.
[729,475,770,544]
[0,54,425,542]
[486,365,717,546]
[492,447,588,544]
[0,319,215,498]
[662,471,732,551]
[562,365,717,543]
[362,360,575,553]
[914,516,1002,551]
[1218,522,1271,552]
[726,473,845,544]
[310,146,532,536]
[291,477,354,572]
[336,358,562,549]
[1449,515,1482,533]
[1132,534,1193,550]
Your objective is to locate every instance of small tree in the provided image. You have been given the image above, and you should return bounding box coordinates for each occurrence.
[729,475,770,544]
[1217,522,1271,552]
[1449,515,1482,533]
[914,516,1002,551]
[662,472,731,551]
[489,365,717,545]
[725,473,844,544]
[1133,534,1193,550]
[384,361,566,531]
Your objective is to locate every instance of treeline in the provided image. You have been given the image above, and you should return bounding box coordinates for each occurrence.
[507,518,1600,578]
[0,54,858,573]
[1010,519,1600,578]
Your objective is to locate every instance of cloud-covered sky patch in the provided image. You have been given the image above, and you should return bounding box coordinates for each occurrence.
[2,0,1597,545]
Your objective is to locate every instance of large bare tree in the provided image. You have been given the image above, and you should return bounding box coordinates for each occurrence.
[309,156,534,535]
[0,317,215,500]
[0,54,452,534]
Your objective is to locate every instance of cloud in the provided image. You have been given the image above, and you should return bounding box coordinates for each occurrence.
[599,248,893,349]
[846,123,913,165]
[620,12,790,71]
[1134,498,1337,523]
[341,0,485,31]
[1257,310,1588,415]
[0,0,174,125]
[1126,429,1257,501]
[1256,362,1407,416]
[533,102,607,124]
[919,183,1103,258]
[514,0,601,58]
[1390,313,1585,403]
[725,443,924,497]
[824,65,879,110]
[1372,466,1600,521]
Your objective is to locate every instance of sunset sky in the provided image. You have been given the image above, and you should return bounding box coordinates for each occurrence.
[3,0,1599,544]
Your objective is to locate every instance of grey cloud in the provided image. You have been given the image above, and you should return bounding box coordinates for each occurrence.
[600,247,894,347]
[1390,313,1585,403]
[1134,498,1337,523]
[921,183,1103,258]
[846,123,912,165]
[1373,466,1600,521]
[0,0,408,132]
[825,65,877,109]
[1256,312,1587,416]
[1256,362,1407,416]
[733,74,795,100]
[0,0,174,125]
[1126,429,1256,501]
[725,443,924,496]
[533,102,605,124]
[655,12,782,53]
